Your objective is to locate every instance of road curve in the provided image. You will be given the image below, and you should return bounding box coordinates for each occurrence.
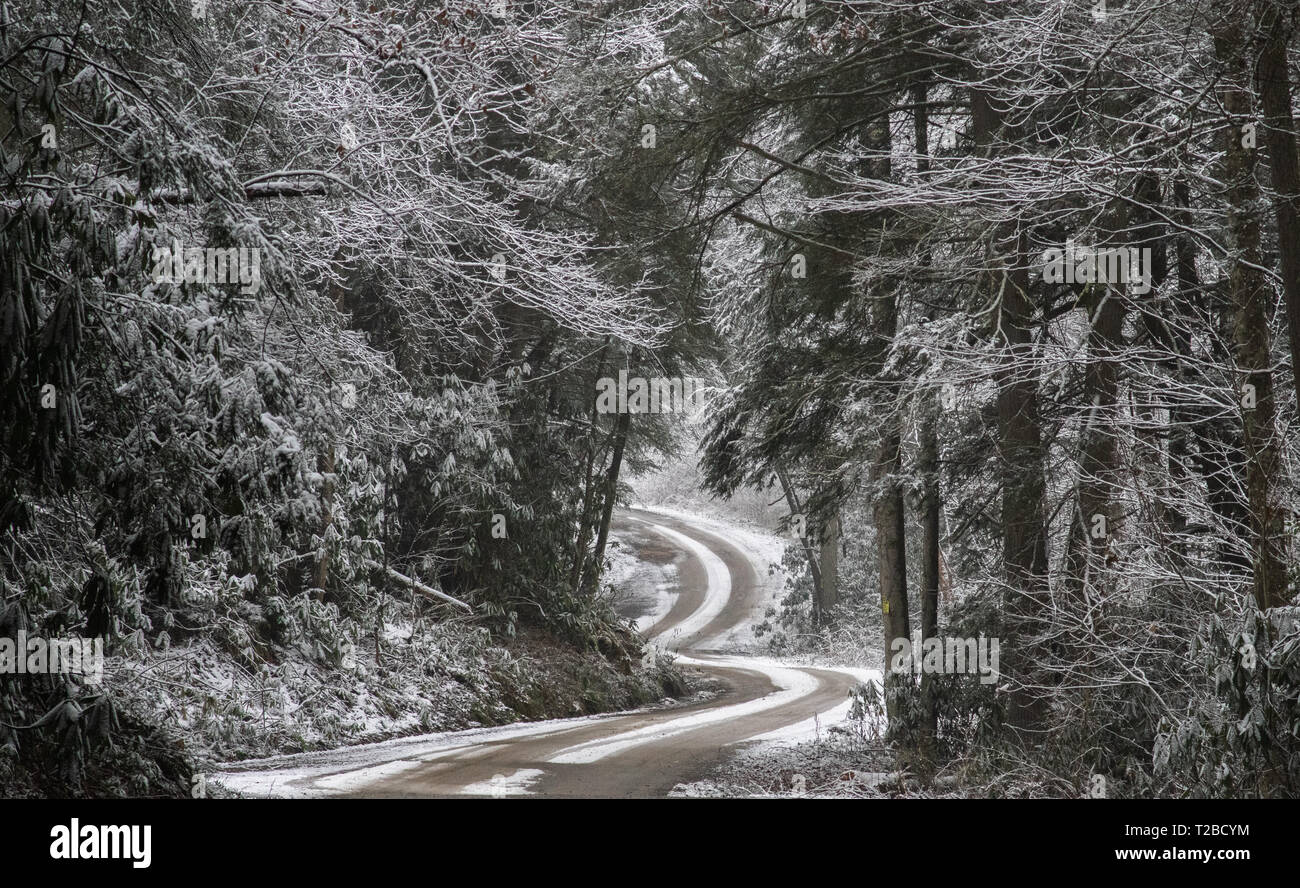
[215,508,872,798]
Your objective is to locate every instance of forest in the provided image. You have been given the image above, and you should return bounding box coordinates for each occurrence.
[3,0,1300,801]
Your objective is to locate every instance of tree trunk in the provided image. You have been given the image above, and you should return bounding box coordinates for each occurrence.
[1063,281,1124,599]
[972,86,1049,735]
[918,398,941,745]
[571,340,612,592]
[873,287,910,721]
[589,409,631,589]
[1162,178,1252,570]
[775,466,825,621]
[1256,0,1300,405]
[914,80,941,749]
[1129,173,1190,554]
[817,508,839,614]
[1213,3,1290,611]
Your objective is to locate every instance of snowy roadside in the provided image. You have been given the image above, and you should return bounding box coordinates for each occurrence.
[213,687,715,797]
[605,533,677,634]
[212,511,729,796]
[121,617,690,783]
[666,733,949,798]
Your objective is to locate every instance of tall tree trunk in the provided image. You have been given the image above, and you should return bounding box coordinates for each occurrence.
[914,81,941,748]
[873,287,910,721]
[918,398,941,745]
[1163,178,1252,570]
[1063,277,1125,599]
[1223,4,1296,793]
[571,340,612,592]
[571,443,600,590]
[817,508,839,614]
[589,409,631,589]
[1213,4,1290,611]
[1256,0,1300,404]
[972,87,1049,734]
[1128,173,1189,553]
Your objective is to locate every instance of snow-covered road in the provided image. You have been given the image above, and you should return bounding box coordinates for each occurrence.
[214,508,877,797]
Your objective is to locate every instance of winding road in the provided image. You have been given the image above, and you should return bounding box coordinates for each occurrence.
[215,508,873,798]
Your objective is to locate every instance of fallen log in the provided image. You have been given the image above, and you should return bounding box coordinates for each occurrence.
[365,560,472,613]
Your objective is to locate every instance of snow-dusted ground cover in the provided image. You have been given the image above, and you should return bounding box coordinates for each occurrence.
[93,590,689,786]
[666,734,967,799]
[547,653,852,765]
[112,623,524,763]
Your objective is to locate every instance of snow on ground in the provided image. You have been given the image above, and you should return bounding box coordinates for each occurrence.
[459,769,546,797]
[739,664,880,745]
[605,534,677,633]
[626,504,893,792]
[217,506,878,797]
[546,654,818,764]
[625,503,883,708]
[621,506,885,774]
[216,706,662,797]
